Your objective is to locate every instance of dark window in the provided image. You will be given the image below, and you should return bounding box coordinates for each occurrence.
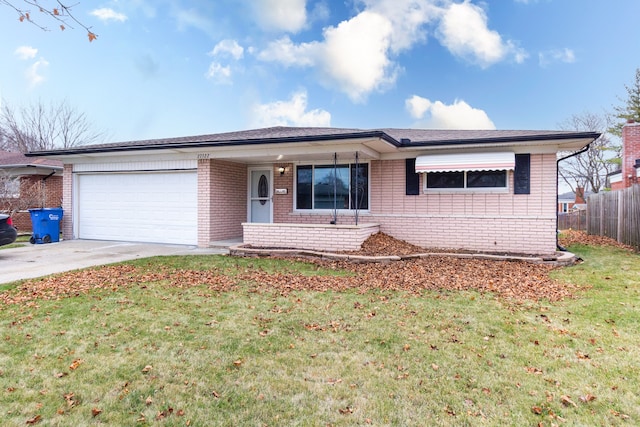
[405,158,420,195]
[514,154,530,194]
[467,170,507,188]
[350,163,369,209]
[426,170,507,190]
[427,171,465,188]
[296,165,312,209]
[296,163,369,210]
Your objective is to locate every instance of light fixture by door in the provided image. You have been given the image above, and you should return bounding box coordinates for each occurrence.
[278,166,285,175]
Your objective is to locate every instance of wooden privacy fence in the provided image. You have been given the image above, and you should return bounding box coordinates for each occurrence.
[557,210,587,231]
[587,185,640,250]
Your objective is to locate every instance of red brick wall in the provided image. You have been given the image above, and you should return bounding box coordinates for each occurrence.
[206,159,247,242]
[1,174,63,232]
[622,122,640,188]
[273,163,294,223]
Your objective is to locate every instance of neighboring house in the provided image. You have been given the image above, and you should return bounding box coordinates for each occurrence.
[0,151,63,231]
[26,127,599,255]
[609,120,640,190]
[557,187,588,213]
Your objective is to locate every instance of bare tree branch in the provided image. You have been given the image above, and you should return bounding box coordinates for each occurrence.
[0,0,97,41]
[558,112,620,193]
[0,173,46,216]
[0,99,106,152]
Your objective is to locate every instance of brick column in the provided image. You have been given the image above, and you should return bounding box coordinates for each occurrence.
[61,164,73,240]
[197,159,212,247]
[622,121,640,188]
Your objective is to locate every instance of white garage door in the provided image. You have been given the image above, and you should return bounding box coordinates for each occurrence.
[77,171,197,245]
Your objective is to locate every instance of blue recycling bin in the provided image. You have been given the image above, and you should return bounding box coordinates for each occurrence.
[29,208,63,244]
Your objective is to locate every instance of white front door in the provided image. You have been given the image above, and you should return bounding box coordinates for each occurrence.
[249,169,272,223]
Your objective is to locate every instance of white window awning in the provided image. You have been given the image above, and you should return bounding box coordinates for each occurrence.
[415,152,515,173]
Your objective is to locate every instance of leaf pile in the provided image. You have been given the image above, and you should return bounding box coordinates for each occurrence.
[344,232,428,256]
[559,230,635,251]
[1,254,575,306]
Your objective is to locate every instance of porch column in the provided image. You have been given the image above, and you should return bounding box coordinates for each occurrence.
[197,159,212,247]
[61,164,73,240]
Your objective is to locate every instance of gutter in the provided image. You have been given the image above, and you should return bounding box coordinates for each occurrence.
[556,142,593,251]
[42,170,56,181]
[25,131,400,157]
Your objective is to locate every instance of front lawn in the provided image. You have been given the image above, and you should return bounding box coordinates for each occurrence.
[0,242,638,426]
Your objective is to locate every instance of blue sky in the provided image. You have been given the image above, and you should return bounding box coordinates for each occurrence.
[1,0,639,143]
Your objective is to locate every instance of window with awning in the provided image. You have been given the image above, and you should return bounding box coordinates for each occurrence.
[415,152,515,190]
[415,152,515,173]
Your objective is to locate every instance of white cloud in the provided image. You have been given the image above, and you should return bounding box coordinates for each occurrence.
[359,0,441,52]
[15,46,38,60]
[319,11,397,102]
[436,1,526,68]
[251,90,331,127]
[258,36,318,67]
[252,0,307,33]
[26,58,50,88]
[205,63,232,84]
[90,8,128,22]
[210,39,244,60]
[258,11,399,102]
[257,0,525,102]
[405,95,495,129]
[539,48,576,67]
[406,94,432,119]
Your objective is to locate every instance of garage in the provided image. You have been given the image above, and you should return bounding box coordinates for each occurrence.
[77,171,198,245]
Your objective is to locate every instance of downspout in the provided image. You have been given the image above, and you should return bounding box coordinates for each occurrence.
[556,143,591,251]
[41,170,57,208]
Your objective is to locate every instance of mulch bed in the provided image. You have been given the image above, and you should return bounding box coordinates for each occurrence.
[1,231,629,306]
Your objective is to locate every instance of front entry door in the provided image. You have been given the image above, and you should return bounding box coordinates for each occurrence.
[249,169,272,223]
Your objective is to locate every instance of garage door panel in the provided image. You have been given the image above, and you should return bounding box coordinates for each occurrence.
[78,172,197,245]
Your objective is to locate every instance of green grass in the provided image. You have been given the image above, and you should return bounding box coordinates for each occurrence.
[1,248,639,426]
[0,234,30,250]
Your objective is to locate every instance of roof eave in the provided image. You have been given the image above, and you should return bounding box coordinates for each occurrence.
[399,132,601,148]
[26,131,400,157]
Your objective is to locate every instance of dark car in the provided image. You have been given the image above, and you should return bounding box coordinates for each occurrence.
[0,214,18,246]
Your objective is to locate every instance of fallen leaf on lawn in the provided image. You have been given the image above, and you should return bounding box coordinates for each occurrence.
[26,415,42,424]
[69,359,83,370]
[64,392,77,407]
[212,391,220,398]
[91,408,102,417]
[338,406,354,414]
[431,363,439,371]
[145,396,153,405]
[233,359,243,367]
[560,395,577,407]
[142,365,153,373]
[531,406,543,415]
[579,394,596,403]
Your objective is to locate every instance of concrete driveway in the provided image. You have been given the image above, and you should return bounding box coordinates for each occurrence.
[0,240,229,284]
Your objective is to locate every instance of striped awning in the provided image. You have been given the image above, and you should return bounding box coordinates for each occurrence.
[415,152,515,173]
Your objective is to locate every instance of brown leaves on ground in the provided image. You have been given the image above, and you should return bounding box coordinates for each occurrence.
[559,229,635,251]
[10,231,629,305]
[1,256,573,306]
[347,232,428,256]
